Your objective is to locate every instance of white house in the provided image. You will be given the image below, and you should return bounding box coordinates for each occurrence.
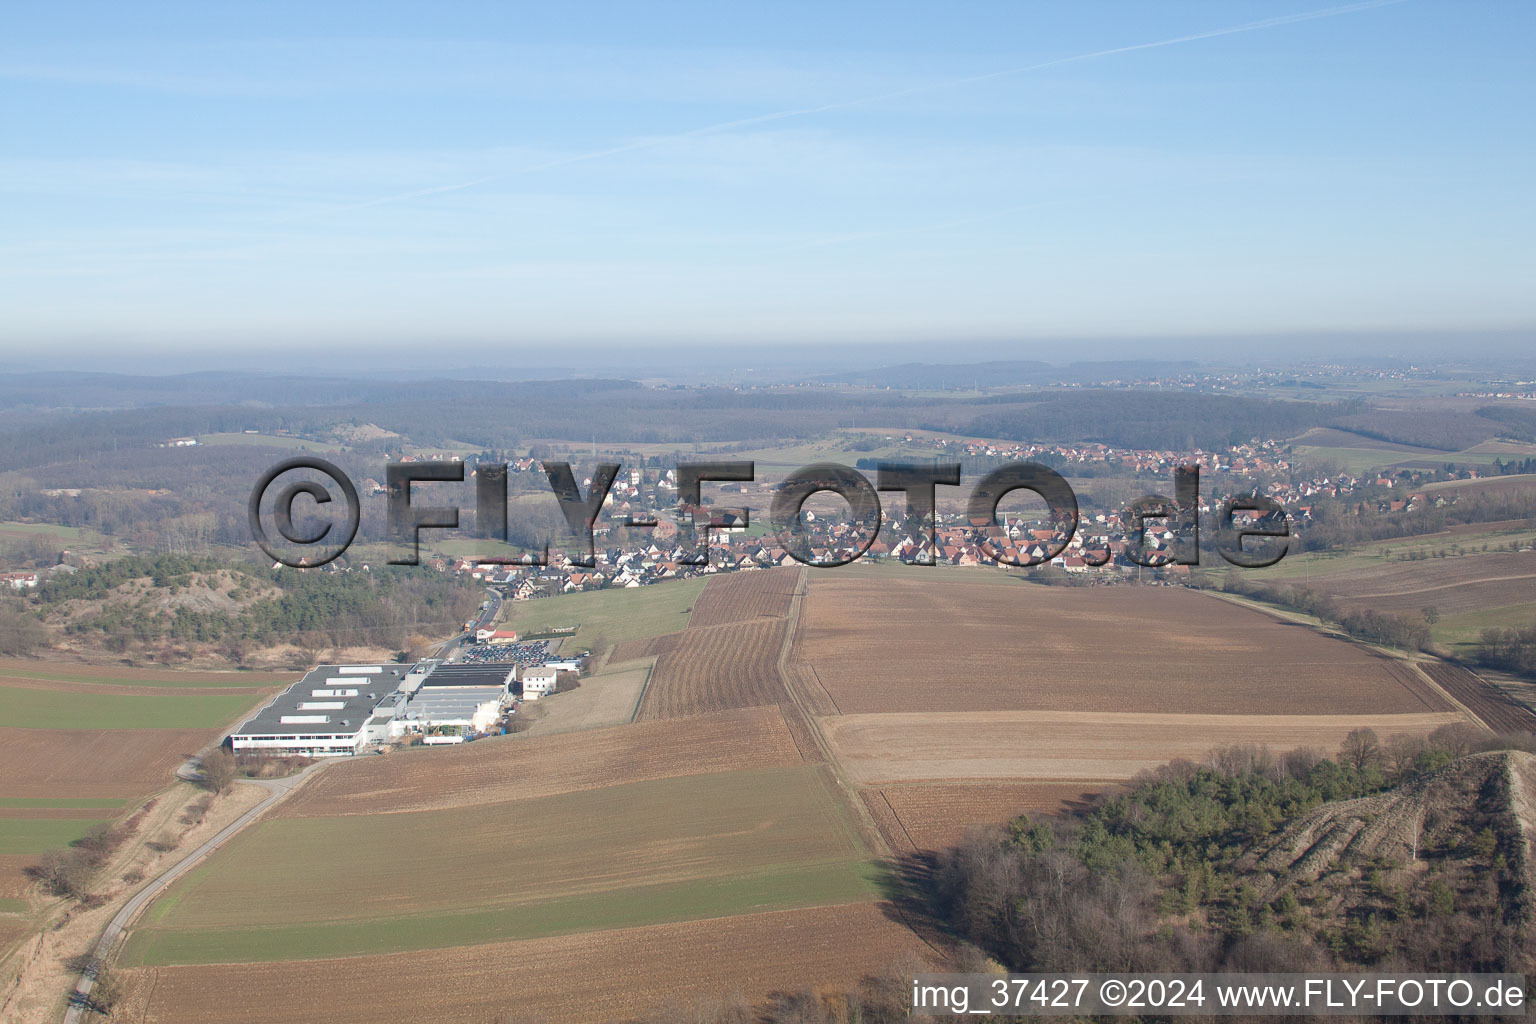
[521,667,559,700]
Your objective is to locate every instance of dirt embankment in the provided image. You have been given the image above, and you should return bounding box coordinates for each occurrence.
[1246,750,1536,941]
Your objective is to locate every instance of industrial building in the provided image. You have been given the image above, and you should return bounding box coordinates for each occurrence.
[231,665,405,758]
[230,661,518,757]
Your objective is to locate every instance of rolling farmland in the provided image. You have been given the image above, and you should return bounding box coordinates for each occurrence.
[786,574,1485,852]
[631,570,804,720]
[92,563,1523,1020]
[821,710,1466,785]
[121,763,872,963]
[1296,551,1536,617]
[505,576,707,657]
[1419,662,1536,734]
[0,663,283,903]
[865,783,1104,852]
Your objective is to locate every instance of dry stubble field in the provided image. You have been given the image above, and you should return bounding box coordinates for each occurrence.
[791,578,1453,715]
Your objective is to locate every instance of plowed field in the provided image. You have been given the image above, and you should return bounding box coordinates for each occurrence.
[791,579,1453,715]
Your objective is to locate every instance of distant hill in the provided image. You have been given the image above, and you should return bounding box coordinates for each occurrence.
[822,359,1199,389]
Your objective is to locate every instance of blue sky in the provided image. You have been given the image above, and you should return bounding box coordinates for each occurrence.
[1,1,1532,360]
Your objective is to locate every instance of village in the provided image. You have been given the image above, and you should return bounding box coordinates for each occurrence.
[409,433,1484,599]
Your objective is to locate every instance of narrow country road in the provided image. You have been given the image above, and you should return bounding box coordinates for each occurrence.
[62,761,326,1023]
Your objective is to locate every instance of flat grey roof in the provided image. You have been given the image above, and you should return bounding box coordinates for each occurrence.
[405,685,507,724]
[420,663,515,688]
[233,664,406,738]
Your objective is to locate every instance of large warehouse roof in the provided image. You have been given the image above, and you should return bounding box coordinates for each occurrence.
[405,685,507,725]
[233,664,405,738]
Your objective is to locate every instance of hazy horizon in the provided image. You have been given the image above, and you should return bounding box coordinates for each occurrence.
[4,1,1534,356]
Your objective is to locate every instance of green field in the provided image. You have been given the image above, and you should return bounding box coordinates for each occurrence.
[1293,443,1536,474]
[0,685,263,730]
[1418,472,1536,493]
[120,860,881,965]
[1251,522,1535,581]
[195,432,347,451]
[0,521,112,553]
[504,576,708,652]
[0,817,109,855]
[121,765,873,965]
[1433,602,1536,654]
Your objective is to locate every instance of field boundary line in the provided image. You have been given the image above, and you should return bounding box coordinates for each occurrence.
[880,791,922,854]
[628,662,655,724]
[774,569,891,859]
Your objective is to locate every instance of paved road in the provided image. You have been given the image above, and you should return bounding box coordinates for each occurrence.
[435,588,503,662]
[62,761,325,1022]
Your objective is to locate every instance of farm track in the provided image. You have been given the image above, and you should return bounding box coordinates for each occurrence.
[62,761,328,1024]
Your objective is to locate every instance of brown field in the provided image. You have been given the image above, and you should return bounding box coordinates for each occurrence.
[636,619,790,720]
[115,902,933,1024]
[0,728,210,802]
[282,706,804,818]
[0,676,266,697]
[607,630,682,664]
[1420,662,1536,734]
[685,567,798,628]
[0,658,288,686]
[873,783,1109,851]
[0,727,213,896]
[1301,551,1536,617]
[821,711,1467,785]
[791,578,1453,715]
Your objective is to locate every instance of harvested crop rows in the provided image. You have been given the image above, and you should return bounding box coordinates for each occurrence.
[116,903,932,1024]
[282,706,804,817]
[636,618,790,719]
[791,578,1454,715]
[1420,662,1536,734]
[684,567,798,628]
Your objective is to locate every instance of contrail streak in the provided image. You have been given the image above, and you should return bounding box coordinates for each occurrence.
[321,0,1406,215]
